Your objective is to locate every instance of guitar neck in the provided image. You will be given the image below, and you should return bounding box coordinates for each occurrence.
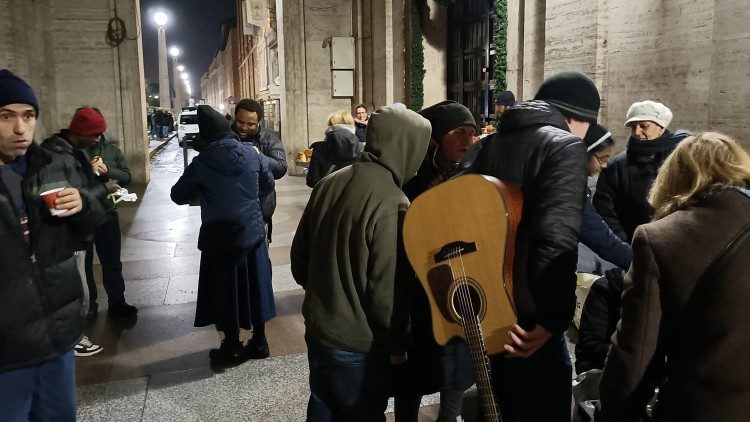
[462,315,502,422]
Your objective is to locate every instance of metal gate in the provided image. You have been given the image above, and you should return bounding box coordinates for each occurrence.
[447,0,495,121]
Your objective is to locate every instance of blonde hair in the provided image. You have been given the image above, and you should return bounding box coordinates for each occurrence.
[326,110,355,126]
[649,132,750,220]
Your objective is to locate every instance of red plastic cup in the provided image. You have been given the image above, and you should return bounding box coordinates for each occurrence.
[40,187,66,216]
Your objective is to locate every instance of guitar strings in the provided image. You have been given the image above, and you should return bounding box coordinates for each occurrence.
[448,248,498,416]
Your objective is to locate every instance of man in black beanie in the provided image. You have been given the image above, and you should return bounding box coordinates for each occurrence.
[403,100,477,198]
[471,70,599,420]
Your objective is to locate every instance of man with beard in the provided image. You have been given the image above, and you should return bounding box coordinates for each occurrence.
[232,99,286,242]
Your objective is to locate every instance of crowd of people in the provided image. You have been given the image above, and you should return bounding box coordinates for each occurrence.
[147,109,175,139]
[1,63,749,422]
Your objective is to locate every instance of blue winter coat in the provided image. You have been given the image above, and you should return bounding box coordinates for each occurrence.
[170,133,274,250]
[580,186,633,270]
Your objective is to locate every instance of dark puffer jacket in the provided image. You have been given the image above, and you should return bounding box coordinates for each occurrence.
[171,133,274,251]
[236,127,286,221]
[575,268,624,374]
[593,130,690,242]
[306,125,364,188]
[470,100,588,335]
[0,143,104,372]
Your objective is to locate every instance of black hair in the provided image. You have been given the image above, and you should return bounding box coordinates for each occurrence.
[589,136,614,154]
[235,98,264,121]
[354,104,367,112]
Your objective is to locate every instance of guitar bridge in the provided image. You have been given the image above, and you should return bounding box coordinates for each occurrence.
[434,241,477,263]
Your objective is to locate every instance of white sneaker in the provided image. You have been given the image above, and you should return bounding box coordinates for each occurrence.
[74,335,103,357]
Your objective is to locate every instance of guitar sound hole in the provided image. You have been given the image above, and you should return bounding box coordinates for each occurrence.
[451,283,482,320]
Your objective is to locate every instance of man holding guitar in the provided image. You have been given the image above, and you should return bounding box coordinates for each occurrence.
[470,71,601,421]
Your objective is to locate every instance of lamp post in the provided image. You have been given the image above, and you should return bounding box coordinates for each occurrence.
[153,11,171,110]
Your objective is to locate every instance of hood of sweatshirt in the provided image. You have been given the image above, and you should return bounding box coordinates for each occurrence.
[360,104,431,187]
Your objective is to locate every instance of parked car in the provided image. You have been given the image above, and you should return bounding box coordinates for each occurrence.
[178,108,199,147]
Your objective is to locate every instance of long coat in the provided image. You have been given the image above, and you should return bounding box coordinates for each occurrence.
[171,134,276,330]
[599,188,750,422]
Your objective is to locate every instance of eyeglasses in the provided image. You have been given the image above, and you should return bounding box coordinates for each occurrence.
[593,153,607,165]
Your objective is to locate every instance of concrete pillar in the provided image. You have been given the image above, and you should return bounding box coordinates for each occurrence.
[276,0,308,175]
[157,28,171,110]
[522,0,545,97]
[421,0,448,106]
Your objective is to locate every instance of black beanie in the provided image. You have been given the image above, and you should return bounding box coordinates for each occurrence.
[419,100,476,141]
[495,90,516,106]
[0,69,40,115]
[197,105,231,144]
[583,123,612,152]
[534,71,600,123]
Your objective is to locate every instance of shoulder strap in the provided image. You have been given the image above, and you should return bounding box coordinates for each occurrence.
[696,221,750,285]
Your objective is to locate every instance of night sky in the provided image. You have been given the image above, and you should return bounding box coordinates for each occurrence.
[140,0,236,99]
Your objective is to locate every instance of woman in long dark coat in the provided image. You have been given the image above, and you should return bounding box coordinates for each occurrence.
[171,105,275,364]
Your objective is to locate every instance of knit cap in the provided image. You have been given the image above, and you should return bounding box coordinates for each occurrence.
[0,69,40,115]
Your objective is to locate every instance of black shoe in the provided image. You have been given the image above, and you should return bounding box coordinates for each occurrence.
[245,336,270,359]
[86,303,99,321]
[108,302,138,318]
[209,339,245,364]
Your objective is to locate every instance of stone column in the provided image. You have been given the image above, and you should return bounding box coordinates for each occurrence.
[276,0,308,175]
[157,27,171,110]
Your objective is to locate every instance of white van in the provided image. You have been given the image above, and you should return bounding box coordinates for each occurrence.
[177,108,199,147]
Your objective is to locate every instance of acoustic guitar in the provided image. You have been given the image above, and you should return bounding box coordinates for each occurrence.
[403,174,523,421]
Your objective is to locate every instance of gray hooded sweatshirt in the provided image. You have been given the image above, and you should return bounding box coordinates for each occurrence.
[291,105,431,354]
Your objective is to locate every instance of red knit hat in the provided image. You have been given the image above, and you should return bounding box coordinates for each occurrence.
[68,107,106,136]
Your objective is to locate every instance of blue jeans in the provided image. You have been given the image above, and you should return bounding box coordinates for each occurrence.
[85,212,126,307]
[306,337,391,421]
[0,349,76,422]
[490,335,573,421]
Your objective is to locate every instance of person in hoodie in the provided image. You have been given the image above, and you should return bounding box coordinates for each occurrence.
[354,104,369,142]
[396,100,477,422]
[171,105,275,364]
[470,71,600,420]
[290,104,431,420]
[306,110,364,188]
[594,100,690,242]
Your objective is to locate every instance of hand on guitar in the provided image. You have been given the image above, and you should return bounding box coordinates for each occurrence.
[504,324,552,358]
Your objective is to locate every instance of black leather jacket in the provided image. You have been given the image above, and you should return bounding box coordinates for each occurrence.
[470,101,587,336]
[0,143,104,372]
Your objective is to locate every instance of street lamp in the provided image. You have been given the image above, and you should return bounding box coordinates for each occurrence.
[169,46,180,58]
[153,10,171,110]
[177,65,185,72]
[181,73,189,80]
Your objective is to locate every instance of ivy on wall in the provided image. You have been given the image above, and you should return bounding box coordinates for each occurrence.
[493,0,508,92]
[410,0,426,111]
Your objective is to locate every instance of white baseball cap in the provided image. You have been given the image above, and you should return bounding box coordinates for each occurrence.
[624,100,673,128]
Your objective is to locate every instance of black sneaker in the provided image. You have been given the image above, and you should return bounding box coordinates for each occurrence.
[74,335,104,357]
[108,302,138,318]
[209,339,245,364]
[245,336,270,359]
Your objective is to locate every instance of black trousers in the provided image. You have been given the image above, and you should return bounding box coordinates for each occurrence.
[490,335,573,421]
[84,212,126,307]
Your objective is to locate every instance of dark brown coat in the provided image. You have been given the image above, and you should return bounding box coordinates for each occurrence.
[599,189,750,422]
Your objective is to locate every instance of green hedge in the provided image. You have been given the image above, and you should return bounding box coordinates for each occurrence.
[493,0,507,92]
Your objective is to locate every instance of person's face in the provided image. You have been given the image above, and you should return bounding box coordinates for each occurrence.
[441,125,477,163]
[355,107,368,121]
[566,118,590,140]
[0,104,36,164]
[234,109,260,138]
[629,120,665,141]
[68,133,100,148]
[494,104,510,115]
[587,144,614,177]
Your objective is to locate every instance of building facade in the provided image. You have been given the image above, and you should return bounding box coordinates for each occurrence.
[0,0,150,182]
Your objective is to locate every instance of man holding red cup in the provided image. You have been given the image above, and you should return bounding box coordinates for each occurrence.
[0,69,104,420]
